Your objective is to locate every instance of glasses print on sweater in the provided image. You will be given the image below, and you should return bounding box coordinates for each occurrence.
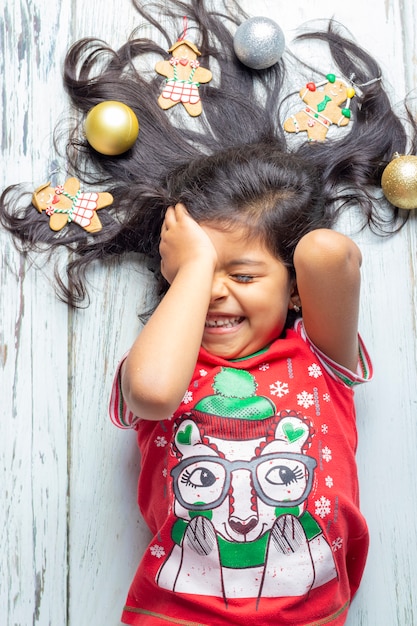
[156,367,338,602]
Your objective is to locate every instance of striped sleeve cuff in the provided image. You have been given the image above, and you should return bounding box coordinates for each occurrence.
[108,354,139,429]
[295,319,373,388]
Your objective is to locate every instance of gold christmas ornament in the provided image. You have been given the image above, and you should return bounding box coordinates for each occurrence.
[84,101,139,155]
[381,153,417,210]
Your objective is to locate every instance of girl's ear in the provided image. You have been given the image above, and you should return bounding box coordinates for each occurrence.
[289,281,302,310]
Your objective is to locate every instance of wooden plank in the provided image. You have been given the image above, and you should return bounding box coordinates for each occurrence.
[1,0,73,624]
[65,5,153,625]
[352,219,417,625]
[67,258,153,624]
[0,237,69,625]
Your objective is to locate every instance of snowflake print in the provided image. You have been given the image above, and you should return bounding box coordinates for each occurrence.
[323,393,331,402]
[325,475,334,488]
[259,362,270,371]
[297,390,314,408]
[150,544,166,558]
[162,468,168,478]
[321,446,332,462]
[332,537,343,552]
[199,369,208,377]
[321,424,329,434]
[182,390,193,404]
[308,363,322,378]
[155,436,168,447]
[315,495,331,519]
[270,380,289,397]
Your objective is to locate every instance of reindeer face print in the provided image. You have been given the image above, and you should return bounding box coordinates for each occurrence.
[171,418,317,543]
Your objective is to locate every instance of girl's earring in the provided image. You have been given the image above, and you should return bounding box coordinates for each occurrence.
[293,304,301,313]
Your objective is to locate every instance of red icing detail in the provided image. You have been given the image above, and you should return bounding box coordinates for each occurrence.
[179,57,188,66]
[52,195,60,204]
[306,82,316,91]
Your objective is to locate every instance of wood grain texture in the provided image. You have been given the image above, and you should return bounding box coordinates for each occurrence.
[1,1,416,625]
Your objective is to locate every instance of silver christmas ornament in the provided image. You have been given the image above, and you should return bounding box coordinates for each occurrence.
[233,17,285,70]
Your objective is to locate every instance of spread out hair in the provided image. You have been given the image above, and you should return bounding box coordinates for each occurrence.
[0,0,416,306]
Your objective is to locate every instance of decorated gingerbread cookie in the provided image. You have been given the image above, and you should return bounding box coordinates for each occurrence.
[32,177,113,232]
[155,39,212,117]
[284,74,355,141]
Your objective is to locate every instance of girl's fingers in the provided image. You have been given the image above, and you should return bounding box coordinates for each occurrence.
[174,202,188,216]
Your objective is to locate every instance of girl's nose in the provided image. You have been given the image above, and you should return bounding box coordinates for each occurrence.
[210,274,229,301]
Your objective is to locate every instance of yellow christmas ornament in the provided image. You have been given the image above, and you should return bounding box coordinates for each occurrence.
[84,101,139,155]
[381,153,417,210]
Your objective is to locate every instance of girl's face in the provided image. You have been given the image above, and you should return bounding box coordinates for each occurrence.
[200,224,296,360]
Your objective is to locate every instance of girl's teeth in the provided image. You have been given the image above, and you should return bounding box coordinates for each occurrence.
[205,317,242,328]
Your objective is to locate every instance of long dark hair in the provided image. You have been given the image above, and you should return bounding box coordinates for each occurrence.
[0,0,415,306]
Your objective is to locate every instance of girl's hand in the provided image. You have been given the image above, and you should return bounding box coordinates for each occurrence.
[159,203,217,284]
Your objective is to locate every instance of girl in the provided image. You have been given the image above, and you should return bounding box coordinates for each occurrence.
[0,0,415,623]
[110,143,369,624]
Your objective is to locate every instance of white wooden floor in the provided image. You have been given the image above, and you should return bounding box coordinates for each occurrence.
[1,1,417,624]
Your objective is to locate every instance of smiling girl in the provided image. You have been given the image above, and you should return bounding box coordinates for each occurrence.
[110,144,370,624]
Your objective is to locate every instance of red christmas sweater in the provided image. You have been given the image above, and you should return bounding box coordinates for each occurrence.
[109,320,372,625]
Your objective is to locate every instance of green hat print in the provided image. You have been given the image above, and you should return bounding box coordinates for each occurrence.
[193,367,276,421]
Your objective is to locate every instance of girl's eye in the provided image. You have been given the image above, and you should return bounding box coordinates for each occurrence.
[232,274,254,283]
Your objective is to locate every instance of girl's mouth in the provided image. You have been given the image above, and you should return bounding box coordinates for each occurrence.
[205,316,244,329]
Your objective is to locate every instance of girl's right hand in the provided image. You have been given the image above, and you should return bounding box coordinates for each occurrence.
[159,203,217,284]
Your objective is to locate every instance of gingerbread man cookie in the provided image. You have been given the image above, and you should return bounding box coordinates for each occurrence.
[32,177,113,232]
[155,39,212,117]
[284,74,355,141]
